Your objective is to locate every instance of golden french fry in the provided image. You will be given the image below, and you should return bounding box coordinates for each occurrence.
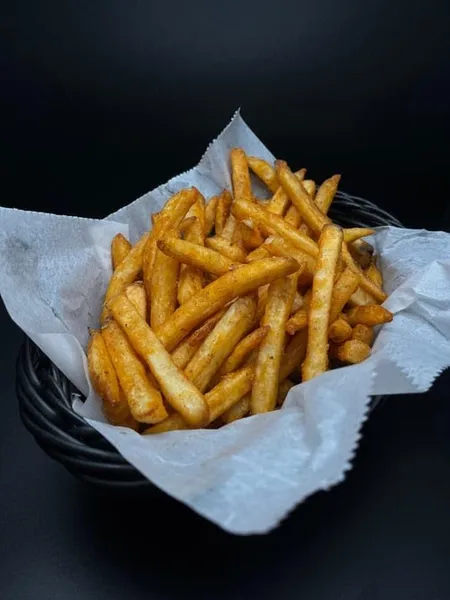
[346,304,393,327]
[286,307,308,335]
[343,228,375,244]
[348,286,377,307]
[179,216,197,235]
[266,168,306,216]
[302,224,343,381]
[178,205,205,305]
[291,291,304,314]
[247,156,279,193]
[276,379,295,407]
[349,239,374,268]
[237,220,265,249]
[221,394,250,424]
[109,294,209,427]
[145,365,255,433]
[102,320,168,424]
[155,256,299,351]
[205,194,219,236]
[303,179,316,198]
[279,329,309,381]
[331,339,370,364]
[365,263,383,289]
[214,190,233,236]
[205,236,247,262]
[314,174,341,214]
[231,148,252,202]
[125,282,147,321]
[218,326,269,376]
[221,214,238,241]
[101,231,151,323]
[328,317,352,343]
[351,323,374,346]
[284,204,301,227]
[341,244,387,303]
[150,246,179,329]
[185,295,256,392]
[246,246,270,262]
[171,310,226,369]
[111,233,132,270]
[263,235,315,283]
[232,197,319,258]
[251,273,297,414]
[329,268,361,322]
[158,236,238,276]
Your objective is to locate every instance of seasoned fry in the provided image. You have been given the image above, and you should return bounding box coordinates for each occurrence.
[150,245,179,329]
[214,190,233,236]
[219,326,269,376]
[343,228,375,244]
[102,320,168,424]
[237,220,265,249]
[251,273,297,414]
[331,339,370,364]
[341,244,387,303]
[303,179,317,198]
[171,310,226,369]
[302,224,343,382]
[179,216,197,234]
[263,235,315,282]
[109,295,209,426]
[205,194,219,236]
[276,379,295,407]
[155,257,299,351]
[346,305,393,327]
[233,197,319,258]
[267,168,306,216]
[111,233,132,270]
[351,324,374,346]
[231,148,252,202]
[329,268,361,322]
[314,174,341,214]
[291,291,304,314]
[221,214,238,241]
[247,156,279,193]
[246,246,270,262]
[145,365,254,433]
[284,204,301,228]
[286,307,309,334]
[221,394,251,424]
[279,329,309,380]
[349,239,374,268]
[101,231,151,323]
[125,282,147,321]
[158,236,238,276]
[178,197,206,304]
[185,295,256,392]
[328,317,352,343]
[205,236,247,262]
[365,263,383,289]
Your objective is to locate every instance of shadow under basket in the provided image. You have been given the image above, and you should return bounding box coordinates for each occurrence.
[16,192,403,489]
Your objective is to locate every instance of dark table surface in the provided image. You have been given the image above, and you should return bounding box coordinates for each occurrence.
[2,2,450,599]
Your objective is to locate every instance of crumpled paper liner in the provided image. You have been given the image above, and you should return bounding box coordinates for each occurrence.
[1,111,450,534]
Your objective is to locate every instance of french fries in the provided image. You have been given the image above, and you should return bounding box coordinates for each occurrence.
[90,147,393,433]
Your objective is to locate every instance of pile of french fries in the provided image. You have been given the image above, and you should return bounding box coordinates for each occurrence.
[88,149,393,434]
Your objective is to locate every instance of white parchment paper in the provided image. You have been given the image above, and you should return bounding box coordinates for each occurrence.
[1,111,450,534]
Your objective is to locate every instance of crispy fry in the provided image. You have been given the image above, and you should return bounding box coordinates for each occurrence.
[302,224,343,381]
[215,190,233,236]
[351,324,374,346]
[102,320,168,424]
[150,246,179,329]
[365,263,383,289]
[286,307,309,335]
[237,220,265,249]
[349,239,374,268]
[101,231,150,323]
[231,148,252,202]
[179,216,197,234]
[346,305,393,327]
[279,329,309,381]
[178,203,205,305]
[251,273,297,414]
[328,317,352,343]
[221,394,251,424]
[185,295,256,392]
[291,291,304,314]
[343,228,375,244]
[329,268,361,322]
[155,257,299,351]
[111,233,132,270]
[158,236,238,276]
[263,235,315,282]
[303,179,317,198]
[233,197,319,258]
[109,294,209,427]
[331,339,370,364]
[221,214,238,241]
[219,326,269,376]
[276,379,295,407]
[88,329,124,421]
[284,204,301,227]
[341,244,387,303]
[205,236,247,262]
[145,365,255,433]
[266,168,306,216]
[205,194,219,236]
[171,310,226,369]
[246,246,270,262]
[314,174,341,214]
[247,156,279,193]
[125,282,147,321]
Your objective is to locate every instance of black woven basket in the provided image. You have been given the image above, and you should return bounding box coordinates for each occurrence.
[16,192,403,489]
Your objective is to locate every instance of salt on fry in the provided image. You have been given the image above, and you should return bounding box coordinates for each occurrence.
[302,224,343,382]
[231,148,252,202]
[215,190,233,236]
[155,256,299,351]
[204,194,219,236]
[102,320,168,424]
[109,294,209,427]
[251,273,297,414]
[111,233,132,270]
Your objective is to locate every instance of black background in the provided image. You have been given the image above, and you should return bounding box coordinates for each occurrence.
[2,1,450,599]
